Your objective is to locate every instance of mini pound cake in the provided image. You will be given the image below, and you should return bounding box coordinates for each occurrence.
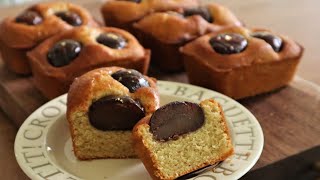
[181,26,304,99]
[27,26,150,99]
[132,99,233,180]
[0,2,98,74]
[133,3,241,71]
[67,67,159,159]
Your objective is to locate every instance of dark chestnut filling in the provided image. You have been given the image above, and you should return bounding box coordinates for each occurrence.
[47,39,81,67]
[55,11,82,26]
[149,101,205,141]
[96,33,127,49]
[183,7,213,23]
[89,96,145,131]
[209,33,248,54]
[252,32,283,52]
[111,69,149,93]
[15,11,43,25]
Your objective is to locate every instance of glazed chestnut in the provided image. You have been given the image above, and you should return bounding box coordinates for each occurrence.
[47,39,81,67]
[184,7,213,23]
[55,11,82,26]
[15,11,43,25]
[111,69,149,93]
[252,32,283,52]
[149,101,205,141]
[96,33,127,49]
[209,33,248,54]
[89,96,145,131]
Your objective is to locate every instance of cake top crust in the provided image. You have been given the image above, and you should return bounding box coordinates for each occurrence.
[101,0,199,24]
[133,3,242,44]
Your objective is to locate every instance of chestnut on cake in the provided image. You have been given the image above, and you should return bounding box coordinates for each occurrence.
[27,26,150,99]
[180,26,304,99]
[0,2,98,74]
[132,99,234,180]
[67,67,160,160]
[133,3,242,71]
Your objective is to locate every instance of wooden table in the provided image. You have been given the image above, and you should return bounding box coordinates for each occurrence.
[0,0,320,179]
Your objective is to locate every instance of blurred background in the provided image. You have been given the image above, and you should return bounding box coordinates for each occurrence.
[0,0,37,5]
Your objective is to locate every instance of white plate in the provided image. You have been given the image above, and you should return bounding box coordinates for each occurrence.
[15,80,264,180]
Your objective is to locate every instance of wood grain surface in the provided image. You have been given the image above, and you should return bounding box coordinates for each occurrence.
[0,110,28,180]
[0,0,320,179]
[240,78,320,169]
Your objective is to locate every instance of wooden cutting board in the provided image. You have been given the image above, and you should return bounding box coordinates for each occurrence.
[1,58,320,169]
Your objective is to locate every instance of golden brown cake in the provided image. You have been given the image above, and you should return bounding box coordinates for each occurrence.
[180,26,304,99]
[101,0,199,32]
[0,2,98,74]
[132,99,233,180]
[133,3,241,71]
[67,67,160,160]
[27,26,150,99]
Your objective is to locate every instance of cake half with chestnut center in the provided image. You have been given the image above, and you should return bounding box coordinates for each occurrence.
[67,67,159,159]
[132,99,233,179]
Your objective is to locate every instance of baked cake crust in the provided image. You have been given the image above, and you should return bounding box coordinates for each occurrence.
[181,26,304,99]
[27,26,150,99]
[67,66,160,160]
[0,2,98,74]
[0,40,31,74]
[132,99,234,180]
[101,0,199,29]
[134,3,241,44]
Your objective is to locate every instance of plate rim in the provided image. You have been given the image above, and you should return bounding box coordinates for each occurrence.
[14,80,264,180]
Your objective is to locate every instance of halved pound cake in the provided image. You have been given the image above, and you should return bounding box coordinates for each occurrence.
[132,99,234,180]
[67,67,159,160]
